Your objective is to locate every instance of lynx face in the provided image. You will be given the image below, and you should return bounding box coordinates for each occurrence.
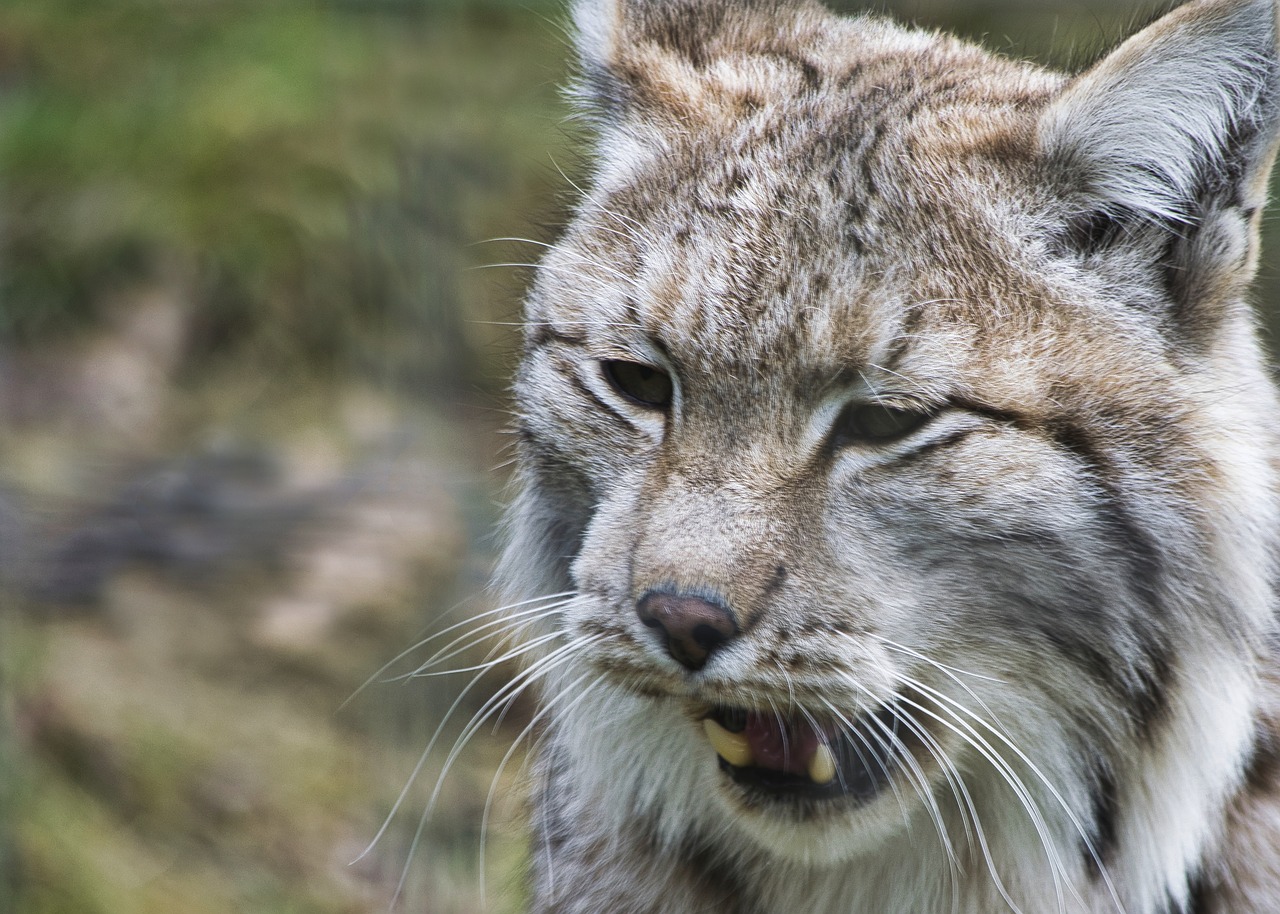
[500,0,1280,910]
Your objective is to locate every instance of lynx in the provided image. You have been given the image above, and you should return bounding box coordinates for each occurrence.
[494,0,1280,911]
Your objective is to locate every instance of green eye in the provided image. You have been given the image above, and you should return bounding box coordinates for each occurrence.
[832,402,931,447]
[601,360,674,409]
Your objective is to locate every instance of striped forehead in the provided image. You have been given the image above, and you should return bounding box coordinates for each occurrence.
[536,180,1101,422]
[554,145,886,374]
[532,26,1066,396]
[544,187,1003,388]
[548,193,888,387]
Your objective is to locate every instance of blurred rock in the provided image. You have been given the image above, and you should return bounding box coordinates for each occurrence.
[26,449,312,609]
[252,448,467,678]
[0,484,27,588]
[0,282,190,444]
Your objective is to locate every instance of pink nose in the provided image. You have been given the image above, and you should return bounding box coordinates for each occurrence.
[636,591,739,671]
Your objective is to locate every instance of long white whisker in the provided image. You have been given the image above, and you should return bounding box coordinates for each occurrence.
[855,634,1008,737]
[341,591,574,708]
[762,694,790,765]
[902,676,1127,914]
[410,628,565,679]
[469,262,633,298]
[840,698,971,912]
[390,634,602,908]
[431,635,601,803]
[887,699,978,856]
[887,704,970,914]
[549,154,650,240]
[865,632,1007,686]
[472,236,638,285]
[893,688,1071,914]
[856,697,961,871]
[353,661,494,865]
[477,672,607,909]
[357,628,575,866]
[859,633,1018,848]
[396,601,572,680]
[474,236,556,248]
[816,695,911,830]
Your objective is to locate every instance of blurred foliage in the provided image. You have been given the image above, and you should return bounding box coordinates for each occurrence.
[0,0,572,390]
[0,4,572,912]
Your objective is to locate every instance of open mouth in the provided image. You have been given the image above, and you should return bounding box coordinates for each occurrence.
[702,704,902,802]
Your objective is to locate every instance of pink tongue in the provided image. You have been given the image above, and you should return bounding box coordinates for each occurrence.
[743,712,825,775]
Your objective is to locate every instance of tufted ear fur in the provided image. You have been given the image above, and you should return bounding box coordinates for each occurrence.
[568,0,812,123]
[1042,0,1280,225]
[1040,0,1280,333]
[568,0,630,119]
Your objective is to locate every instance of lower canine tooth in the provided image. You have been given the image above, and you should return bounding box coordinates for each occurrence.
[809,743,837,785]
[703,718,753,768]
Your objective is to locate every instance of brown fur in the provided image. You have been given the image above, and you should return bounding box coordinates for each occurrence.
[498,2,1280,911]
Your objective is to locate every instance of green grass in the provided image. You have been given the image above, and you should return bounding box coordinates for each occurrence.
[0,0,575,388]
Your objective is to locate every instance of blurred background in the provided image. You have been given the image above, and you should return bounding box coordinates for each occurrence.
[1,1,1276,912]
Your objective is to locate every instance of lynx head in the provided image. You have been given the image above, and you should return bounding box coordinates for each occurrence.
[499,0,1280,897]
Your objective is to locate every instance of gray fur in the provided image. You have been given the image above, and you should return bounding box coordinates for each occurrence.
[495,1,1280,911]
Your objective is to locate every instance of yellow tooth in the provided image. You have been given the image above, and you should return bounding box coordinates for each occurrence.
[703,718,753,768]
[809,743,837,786]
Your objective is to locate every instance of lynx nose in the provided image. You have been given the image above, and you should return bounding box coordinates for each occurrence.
[636,591,739,671]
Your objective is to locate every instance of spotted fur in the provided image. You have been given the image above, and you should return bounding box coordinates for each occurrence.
[496,1,1280,911]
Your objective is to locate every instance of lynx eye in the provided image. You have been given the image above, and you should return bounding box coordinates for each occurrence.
[601,360,673,409]
[832,402,932,447]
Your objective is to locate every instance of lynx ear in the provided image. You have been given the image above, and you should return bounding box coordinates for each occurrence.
[570,0,725,121]
[571,0,742,71]
[568,0,802,122]
[1041,0,1280,227]
[568,0,633,122]
[570,0,623,82]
